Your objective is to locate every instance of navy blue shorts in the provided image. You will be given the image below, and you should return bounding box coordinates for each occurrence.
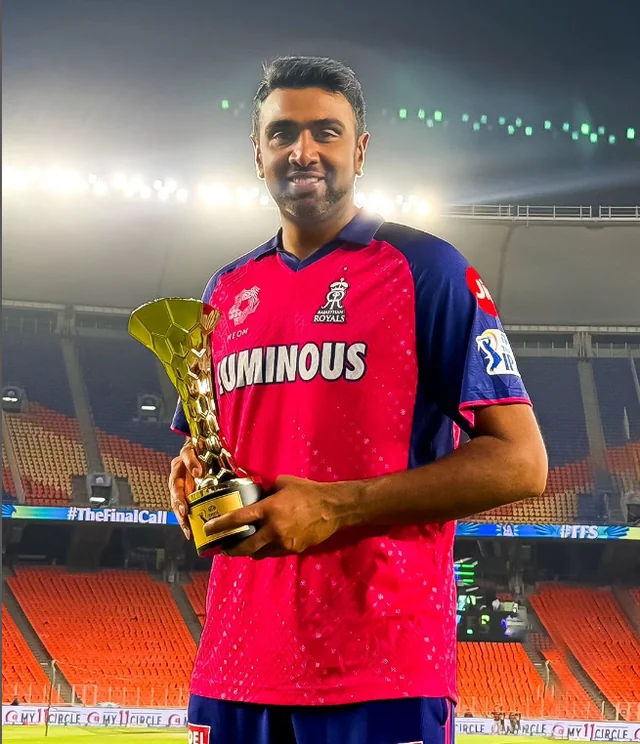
[187,694,455,744]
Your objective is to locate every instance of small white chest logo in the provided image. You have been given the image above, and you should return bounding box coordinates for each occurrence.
[313,278,349,324]
[228,286,260,326]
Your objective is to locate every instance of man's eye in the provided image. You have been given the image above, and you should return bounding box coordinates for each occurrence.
[272,130,294,143]
[318,129,338,140]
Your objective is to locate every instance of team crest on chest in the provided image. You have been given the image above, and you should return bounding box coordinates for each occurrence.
[228,286,260,326]
[313,277,349,324]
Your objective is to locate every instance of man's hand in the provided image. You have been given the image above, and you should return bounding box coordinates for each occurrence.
[203,475,347,559]
[169,441,203,540]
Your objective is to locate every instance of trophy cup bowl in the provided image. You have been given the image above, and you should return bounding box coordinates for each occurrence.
[128,298,263,557]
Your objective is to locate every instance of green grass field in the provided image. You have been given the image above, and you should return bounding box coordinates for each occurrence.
[1,731,550,744]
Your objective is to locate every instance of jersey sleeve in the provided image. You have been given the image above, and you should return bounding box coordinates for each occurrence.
[170,271,222,437]
[412,238,530,433]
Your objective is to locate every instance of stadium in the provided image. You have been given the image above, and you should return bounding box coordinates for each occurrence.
[2,3,640,743]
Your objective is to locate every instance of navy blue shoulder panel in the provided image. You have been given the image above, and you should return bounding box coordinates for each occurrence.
[374,221,529,469]
[201,240,275,304]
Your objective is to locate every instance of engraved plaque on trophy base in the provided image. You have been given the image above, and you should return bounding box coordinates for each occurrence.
[187,477,263,557]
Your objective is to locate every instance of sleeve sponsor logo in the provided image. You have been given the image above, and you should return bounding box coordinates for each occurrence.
[476,329,520,377]
[466,266,498,318]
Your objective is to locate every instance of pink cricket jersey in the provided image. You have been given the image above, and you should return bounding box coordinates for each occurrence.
[172,210,530,705]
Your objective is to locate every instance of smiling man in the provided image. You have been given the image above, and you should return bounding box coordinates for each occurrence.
[170,56,547,744]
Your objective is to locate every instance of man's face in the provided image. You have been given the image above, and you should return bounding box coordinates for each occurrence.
[252,87,369,222]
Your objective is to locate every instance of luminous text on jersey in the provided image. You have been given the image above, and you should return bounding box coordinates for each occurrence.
[216,342,368,395]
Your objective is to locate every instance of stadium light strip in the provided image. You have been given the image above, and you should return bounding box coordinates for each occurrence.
[1,165,435,220]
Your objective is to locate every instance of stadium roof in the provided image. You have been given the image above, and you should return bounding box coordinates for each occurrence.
[3,194,639,326]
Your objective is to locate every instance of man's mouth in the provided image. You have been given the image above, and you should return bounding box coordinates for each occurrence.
[286,174,325,194]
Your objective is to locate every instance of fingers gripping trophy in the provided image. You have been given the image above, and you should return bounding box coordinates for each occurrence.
[128,298,263,557]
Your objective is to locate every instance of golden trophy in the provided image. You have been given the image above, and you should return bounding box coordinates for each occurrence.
[129,298,263,557]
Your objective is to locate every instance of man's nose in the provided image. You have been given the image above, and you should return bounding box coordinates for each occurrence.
[289,131,319,167]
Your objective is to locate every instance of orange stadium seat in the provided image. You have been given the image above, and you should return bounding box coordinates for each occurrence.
[607,442,640,495]
[542,648,603,720]
[4,404,86,506]
[479,457,594,523]
[2,605,62,704]
[185,572,209,626]
[2,443,18,501]
[530,585,640,718]
[457,642,546,717]
[98,430,172,510]
[7,567,196,707]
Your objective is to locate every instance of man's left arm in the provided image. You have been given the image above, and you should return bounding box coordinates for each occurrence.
[208,402,546,558]
[328,402,547,530]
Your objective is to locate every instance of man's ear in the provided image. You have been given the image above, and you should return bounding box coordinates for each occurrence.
[250,135,264,180]
[355,132,370,178]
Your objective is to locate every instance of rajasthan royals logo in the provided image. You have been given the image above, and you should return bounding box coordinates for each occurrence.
[314,277,349,324]
[228,287,260,326]
[476,329,520,377]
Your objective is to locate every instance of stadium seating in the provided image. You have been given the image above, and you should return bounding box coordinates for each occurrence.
[530,585,640,717]
[2,605,62,704]
[517,359,591,469]
[184,572,208,626]
[593,359,640,448]
[76,336,178,456]
[4,404,86,506]
[606,441,640,498]
[479,450,603,523]
[541,648,603,720]
[2,333,75,417]
[98,430,172,509]
[457,642,546,716]
[2,443,17,503]
[7,567,196,707]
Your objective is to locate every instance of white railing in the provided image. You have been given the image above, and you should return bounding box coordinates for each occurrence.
[440,204,640,221]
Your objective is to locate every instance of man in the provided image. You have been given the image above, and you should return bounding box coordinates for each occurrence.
[491,707,502,735]
[170,56,547,744]
[509,711,518,734]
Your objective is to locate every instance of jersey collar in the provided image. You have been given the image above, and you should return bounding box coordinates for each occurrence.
[258,209,385,259]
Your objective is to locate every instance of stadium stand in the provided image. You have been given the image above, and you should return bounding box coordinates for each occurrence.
[541,648,603,720]
[7,567,196,706]
[76,336,178,456]
[2,605,62,704]
[457,642,545,716]
[184,572,208,627]
[98,429,172,509]
[593,359,640,448]
[2,333,75,417]
[4,404,86,506]
[2,442,17,503]
[517,359,591,469]
[606,441,640,501]
[530,585,640,717]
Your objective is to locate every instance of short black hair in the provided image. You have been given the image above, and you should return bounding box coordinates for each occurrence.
[252,56,367,138]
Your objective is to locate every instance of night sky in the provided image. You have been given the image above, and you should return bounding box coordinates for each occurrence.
[3,0,639,201]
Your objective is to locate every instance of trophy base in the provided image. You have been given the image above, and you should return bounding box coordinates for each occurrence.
[187,477,263,558]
